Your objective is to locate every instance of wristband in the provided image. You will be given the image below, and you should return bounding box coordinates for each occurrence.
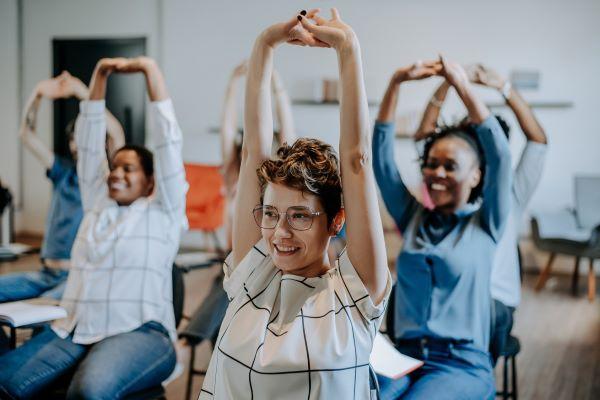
[429,97,444,108]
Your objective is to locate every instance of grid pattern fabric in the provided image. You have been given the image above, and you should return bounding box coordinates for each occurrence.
[199,239,391,400]
[52,99,188,345]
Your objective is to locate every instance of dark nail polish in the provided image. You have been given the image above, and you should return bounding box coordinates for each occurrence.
[300,10,307,16]
[297,15,302,21]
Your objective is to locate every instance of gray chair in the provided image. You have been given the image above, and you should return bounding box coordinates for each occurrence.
[532,176,600,301]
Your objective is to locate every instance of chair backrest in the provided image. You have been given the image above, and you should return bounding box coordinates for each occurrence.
[172,264,185,328]
[184,163,225,232]
[575,175,600,229]
[385,283,396,341]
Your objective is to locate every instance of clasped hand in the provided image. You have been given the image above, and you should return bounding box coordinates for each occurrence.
[261,8,357,52]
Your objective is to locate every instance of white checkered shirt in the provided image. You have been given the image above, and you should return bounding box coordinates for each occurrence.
[199,240,392,399]
[52,99,188,344]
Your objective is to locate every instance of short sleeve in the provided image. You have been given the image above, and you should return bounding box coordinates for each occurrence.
[222,240,270,300]
[337,249,392,325]
[46,156,73,183]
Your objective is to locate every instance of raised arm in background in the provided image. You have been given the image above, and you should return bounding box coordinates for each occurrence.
[19,80,56,170]
[299,8,388,302]
[470,64,547,144]
[221,61,247,186]
[442,58,512,240]
[414,80,451,141]
[77,59,125,210]
[22,72,125,172]
[117,57,187,219]
[271,69,296,146]
[373,62,440,232]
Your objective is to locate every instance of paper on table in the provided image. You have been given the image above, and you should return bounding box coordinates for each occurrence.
[0,301,67,327]
[370,333,423,379]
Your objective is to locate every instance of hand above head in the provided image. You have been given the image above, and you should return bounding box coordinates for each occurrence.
[232,60,248,78]
[393,60,442,84]
[296,8,357,51]
[466,64,506,90]
[35,77,64,100]
[56,71,89,100]
[88,58,126,100]
[95,57,129,77]
[439,55,470,91]
[257,9,322,48]
[113,56,156,74]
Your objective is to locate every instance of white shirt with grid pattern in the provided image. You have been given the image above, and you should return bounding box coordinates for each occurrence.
[199,240,392,400]
[52,99,188,344]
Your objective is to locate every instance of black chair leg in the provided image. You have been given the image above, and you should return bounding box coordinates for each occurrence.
[572,256,580,296]
[502,356,509,400]
[9,326,16,349]
[185,344,197,400]
[511,355,518,400]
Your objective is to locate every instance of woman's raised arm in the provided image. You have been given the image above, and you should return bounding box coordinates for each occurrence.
[299,9,388,303]
[231,15,304,267]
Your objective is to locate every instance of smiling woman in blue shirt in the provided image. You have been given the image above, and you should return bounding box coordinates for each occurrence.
[372,58,512,400]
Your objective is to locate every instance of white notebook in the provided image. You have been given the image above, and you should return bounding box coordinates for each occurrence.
[370,333,424,379]
[0,301,67,327]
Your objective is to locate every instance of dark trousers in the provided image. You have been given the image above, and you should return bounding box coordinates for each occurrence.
[490,299,515,365]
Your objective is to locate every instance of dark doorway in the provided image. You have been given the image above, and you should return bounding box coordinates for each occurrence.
[52,38,147,158]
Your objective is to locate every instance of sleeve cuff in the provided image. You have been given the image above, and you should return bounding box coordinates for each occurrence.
[79,100,105,115]
[477,114,501,131]
[151,98,177,122]
[374,121,396,133]
[524,140,548,155]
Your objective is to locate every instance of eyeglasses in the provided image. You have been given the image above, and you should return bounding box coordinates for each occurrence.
[252,205,325,231]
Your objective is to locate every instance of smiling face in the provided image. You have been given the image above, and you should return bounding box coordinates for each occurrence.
[107,149,154,206]
[422,136,481,213]
[261,183,333,277]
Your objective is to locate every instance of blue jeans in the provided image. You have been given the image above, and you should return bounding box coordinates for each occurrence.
[377,340,495,400]
[0,265,69,302]
[0,321,176,400]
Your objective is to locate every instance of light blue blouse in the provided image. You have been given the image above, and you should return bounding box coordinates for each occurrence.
[372,117,512,351]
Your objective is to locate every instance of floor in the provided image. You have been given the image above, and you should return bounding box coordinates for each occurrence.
[1,239,599,400]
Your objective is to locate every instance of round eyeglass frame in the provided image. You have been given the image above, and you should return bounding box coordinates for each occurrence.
[252,204,325,231]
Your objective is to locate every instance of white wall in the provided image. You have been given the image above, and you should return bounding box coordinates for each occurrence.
[2,0,600,234]
[163,0,600,217]
[0,0,20,223]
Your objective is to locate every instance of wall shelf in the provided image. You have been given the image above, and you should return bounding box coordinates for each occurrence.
[486,101,574,109]
[293,100,573,109]
[292,99,381,107]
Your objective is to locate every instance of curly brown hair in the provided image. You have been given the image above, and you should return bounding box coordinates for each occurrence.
[257,138,342,226]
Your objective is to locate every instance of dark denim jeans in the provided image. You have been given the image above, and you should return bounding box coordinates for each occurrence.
[377,340,495,400]
[0,321,176,400]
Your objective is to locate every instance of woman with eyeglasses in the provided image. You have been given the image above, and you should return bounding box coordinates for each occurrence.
[199,8,391,400]
[372,58,512,399]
